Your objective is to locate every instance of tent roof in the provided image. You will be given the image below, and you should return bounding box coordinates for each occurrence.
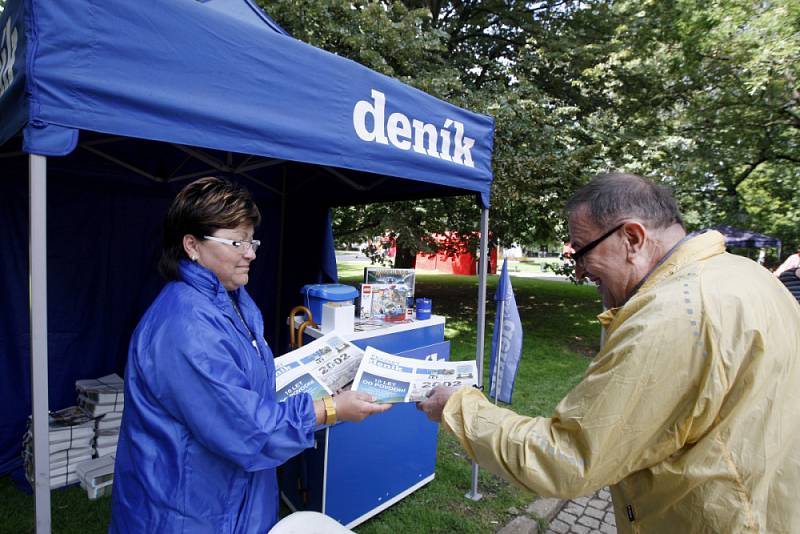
[709,225,781,248]
[0,0,494,207]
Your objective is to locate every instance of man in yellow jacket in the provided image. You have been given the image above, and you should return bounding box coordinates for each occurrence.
[418,173,800,533]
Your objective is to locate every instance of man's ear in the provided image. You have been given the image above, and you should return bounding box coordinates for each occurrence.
[622,221,647,258]
[183,234,200,261]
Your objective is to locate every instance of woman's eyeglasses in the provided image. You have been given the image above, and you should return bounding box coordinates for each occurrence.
[203,235,261,253]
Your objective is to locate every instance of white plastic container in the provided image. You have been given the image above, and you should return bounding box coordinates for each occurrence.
[321,302,355,334]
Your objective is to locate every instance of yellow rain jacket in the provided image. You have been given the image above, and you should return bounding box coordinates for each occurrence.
[443,231,800,533]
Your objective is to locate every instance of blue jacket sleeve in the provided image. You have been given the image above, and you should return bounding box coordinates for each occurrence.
[140,312,317,472]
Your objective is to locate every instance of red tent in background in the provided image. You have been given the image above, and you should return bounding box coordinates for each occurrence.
[415,233,497,275]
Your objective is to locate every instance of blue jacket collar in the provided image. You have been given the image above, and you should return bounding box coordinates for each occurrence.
[177,260,267,351]
[178,259,242,305]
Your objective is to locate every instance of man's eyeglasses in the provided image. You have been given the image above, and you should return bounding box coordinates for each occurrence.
[203,235,261,253]
[571,223,625,266]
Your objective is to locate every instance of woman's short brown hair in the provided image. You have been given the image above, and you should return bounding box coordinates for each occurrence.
[159,176,262,281]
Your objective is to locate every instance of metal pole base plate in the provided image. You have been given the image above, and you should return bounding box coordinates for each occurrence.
[464,490,483,501]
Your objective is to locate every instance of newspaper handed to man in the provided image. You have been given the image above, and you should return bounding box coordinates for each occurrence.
[351,347,478,403]
[274,332,365,402]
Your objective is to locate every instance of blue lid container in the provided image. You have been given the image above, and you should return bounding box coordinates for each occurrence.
[300,284,359,322]
[415,297,432,320]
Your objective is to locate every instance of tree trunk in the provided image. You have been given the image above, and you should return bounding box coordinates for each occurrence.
[393,239,417,268]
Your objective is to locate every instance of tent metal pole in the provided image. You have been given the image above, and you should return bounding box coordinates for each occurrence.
[30,154,52,533]
[466,207,489,502]
[273,169,287,347]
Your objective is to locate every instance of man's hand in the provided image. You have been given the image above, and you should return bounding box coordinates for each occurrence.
[415,386,460,423]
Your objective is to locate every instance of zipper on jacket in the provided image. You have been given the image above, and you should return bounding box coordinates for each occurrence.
[228,294,265,367]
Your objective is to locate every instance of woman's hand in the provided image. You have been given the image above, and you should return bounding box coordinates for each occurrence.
[333,390,392,423]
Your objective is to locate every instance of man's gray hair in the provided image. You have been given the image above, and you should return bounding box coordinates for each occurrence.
[565,173,684,230]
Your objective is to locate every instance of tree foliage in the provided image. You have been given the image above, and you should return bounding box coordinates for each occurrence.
[262,0,799,259]
[578,0,800,250]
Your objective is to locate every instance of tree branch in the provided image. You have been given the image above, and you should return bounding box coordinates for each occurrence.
[774,154,800,164]
[733,157,767,187]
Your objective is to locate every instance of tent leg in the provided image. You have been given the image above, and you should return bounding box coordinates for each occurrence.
[273,170,288,347]
[30,154,52,533]
[466,207,489,502]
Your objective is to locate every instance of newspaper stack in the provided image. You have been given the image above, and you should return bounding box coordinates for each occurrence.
[23,406,95,489]
[76,374,124,458]
[75,454,115,500]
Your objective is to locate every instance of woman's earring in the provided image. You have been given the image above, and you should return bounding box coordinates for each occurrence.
[191,255,198,262]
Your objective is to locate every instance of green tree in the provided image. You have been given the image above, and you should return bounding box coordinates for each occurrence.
[263,1,478,265]
[263,0,800,259]
[579,0,800,249]
[264,1,607,262]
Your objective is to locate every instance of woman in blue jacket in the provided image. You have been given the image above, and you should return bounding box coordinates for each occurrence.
[110,177,389,533]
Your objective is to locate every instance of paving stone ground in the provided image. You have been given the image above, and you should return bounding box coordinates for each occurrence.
[545,487,616,534]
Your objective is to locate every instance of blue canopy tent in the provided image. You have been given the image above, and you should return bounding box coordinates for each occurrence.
[709,225,782,258]
[0,0,494,529]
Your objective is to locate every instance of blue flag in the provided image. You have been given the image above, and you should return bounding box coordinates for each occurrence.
[489,258,523,403]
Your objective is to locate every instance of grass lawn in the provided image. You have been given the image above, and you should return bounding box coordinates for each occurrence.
[503,257,563,274]
[1,266,600,534]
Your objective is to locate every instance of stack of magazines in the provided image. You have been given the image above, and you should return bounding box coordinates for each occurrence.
[76,374,124,457]
[75,454,115,500]
[22,406,95,489]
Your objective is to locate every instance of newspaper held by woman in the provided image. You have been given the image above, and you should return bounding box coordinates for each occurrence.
[274,333,365,401]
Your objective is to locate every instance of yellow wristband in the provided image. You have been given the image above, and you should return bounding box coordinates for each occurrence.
[323,395,337,425]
